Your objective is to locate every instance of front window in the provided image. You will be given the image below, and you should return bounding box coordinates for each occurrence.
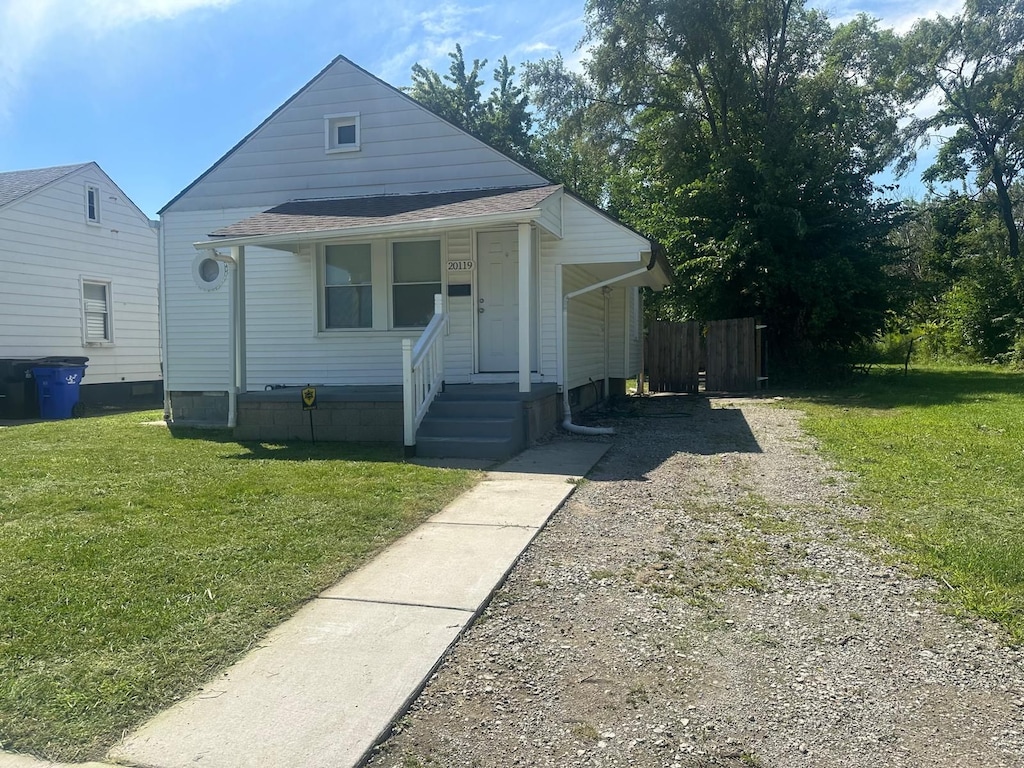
[392,240,441,328]
[82,280,112,343]
[324,244,372,328]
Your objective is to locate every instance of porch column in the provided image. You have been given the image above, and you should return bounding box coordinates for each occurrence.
[518,222,532,394]
[226,245,246,428]
[234,246,246,395]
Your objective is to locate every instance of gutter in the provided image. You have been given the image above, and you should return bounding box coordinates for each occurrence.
[192,207,554,252]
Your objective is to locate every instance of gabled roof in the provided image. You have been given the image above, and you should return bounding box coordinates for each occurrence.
[0,163,90,209]
[208,185,561,240]
[159,55,545,215]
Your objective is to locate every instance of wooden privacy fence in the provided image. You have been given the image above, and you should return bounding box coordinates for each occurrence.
[646,317,765,393]
[646,320,701,392]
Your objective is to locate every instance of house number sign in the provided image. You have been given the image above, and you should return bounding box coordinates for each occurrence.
[447,260,474,272]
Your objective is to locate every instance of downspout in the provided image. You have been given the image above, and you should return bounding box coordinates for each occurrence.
[156,219,171,421]
[603,286,611,401]
[560,258,655,435]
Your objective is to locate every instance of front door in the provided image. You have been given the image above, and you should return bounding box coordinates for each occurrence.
[477,230,519,371]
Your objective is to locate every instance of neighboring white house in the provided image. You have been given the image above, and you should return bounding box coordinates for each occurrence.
[0,163,162,417]
[160,56,671,455]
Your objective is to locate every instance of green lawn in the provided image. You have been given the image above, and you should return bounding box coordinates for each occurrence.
[0,411,477,761]
[796,366,1024,642]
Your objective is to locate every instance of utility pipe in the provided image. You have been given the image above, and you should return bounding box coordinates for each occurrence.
[560,263,652,435]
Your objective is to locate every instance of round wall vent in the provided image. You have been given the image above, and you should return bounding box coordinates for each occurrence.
[192,253,227,291]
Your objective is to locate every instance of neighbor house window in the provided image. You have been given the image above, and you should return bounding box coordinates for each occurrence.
[324,113,360,153]
[324,244,372,328]
[86,185,101,223]
[391,240,441,328]
[82,280,112,343]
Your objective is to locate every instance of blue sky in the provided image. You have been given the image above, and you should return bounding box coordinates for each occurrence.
[0,0,963,218]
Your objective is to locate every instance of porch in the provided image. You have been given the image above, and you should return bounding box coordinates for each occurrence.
[230,383,559,459]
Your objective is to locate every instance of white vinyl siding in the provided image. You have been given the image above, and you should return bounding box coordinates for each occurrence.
[164,58,545,214]
[0,164,160,386]
[164,211,472,391]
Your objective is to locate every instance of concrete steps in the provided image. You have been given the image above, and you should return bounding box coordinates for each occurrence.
[415,391,526,460]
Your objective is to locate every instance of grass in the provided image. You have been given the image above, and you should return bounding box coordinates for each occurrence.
[794,364,1024,642]
[0,410,477,761]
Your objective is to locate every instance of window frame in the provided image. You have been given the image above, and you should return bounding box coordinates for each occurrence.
[389,238,443,330]
[81,278,113,345]
[324,112,361,154]
[85,184,101,224]
[320,242,374,331]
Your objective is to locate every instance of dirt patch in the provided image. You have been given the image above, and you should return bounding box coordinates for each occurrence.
[366,395,1024,768]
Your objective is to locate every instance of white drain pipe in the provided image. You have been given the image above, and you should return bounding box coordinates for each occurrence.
[560,263,653,435]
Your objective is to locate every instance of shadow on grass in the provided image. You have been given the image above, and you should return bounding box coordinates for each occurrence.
[789,366,1023,410]
[167,393,764,476]
[166,424,404,464]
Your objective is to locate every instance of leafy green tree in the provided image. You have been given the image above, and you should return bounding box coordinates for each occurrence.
[408,46,533,161]
[577,0,907,354]
[521,54,618,205]
[900,0,1024,265]
[895,193,1024,361]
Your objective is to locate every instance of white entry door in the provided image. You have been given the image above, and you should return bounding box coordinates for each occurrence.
[477,230,519,371]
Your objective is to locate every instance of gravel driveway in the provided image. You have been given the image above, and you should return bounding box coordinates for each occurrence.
[367,394,1024,768]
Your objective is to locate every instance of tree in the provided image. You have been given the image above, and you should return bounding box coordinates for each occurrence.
[900,0,1024,266]
[577,0,907,354]
[408,46,533,161]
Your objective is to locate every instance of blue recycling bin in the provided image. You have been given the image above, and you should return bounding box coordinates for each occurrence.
[32,365,87,419]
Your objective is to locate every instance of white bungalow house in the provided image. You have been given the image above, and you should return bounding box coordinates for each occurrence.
[160,56,671,458]
[0,163,161,417]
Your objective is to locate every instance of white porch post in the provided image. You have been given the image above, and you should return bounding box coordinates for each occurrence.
[226,245,245,428]
[235,246,246,395]
[517,222,532,394]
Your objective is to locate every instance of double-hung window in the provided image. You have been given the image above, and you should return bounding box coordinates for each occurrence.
[324,244,372,329]
[82,280,112,343]
[391,240,441,328]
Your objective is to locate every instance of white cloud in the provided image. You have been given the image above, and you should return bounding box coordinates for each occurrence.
[819,0,965,33]
[0,0,238,119]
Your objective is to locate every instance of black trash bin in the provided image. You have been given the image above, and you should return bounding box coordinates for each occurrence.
[0,359,42,419]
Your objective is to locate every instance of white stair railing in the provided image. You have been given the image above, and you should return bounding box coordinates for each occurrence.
[402,294,446,452]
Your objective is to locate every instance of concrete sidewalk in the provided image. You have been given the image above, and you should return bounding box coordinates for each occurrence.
[10,439,607,768]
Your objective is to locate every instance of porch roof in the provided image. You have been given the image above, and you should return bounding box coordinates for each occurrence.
[198,185,561,249]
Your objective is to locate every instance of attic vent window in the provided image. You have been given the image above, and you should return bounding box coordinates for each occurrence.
[86,185,101,224]
[325,113,360,154]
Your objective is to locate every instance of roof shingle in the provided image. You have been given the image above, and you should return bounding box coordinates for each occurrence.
[0,164,90,209]
[209,185,561,239]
